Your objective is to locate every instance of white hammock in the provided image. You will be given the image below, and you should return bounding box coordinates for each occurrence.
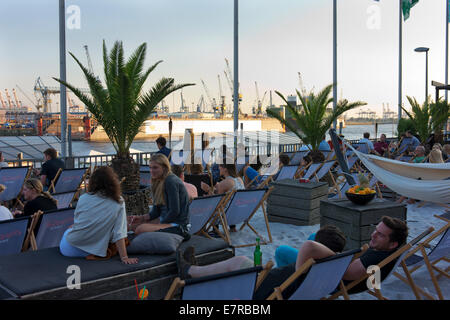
[346,145,450,204]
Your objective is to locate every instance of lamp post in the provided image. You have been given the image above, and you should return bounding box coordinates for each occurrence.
[414,47,430,105]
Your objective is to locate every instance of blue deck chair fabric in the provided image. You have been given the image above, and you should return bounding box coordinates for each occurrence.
[0,216,29,256]
[188,194,224,235]
[182,266,262,300]
[0,167,29,202]
[139,165,150,172]
[353,142,369,154]
[289,249,360,300]
[52,192,76,209]
[34,208,75,250]
[275,165,298,181]
[398,155,413,162]
[140,172,151,187]
[337,157,358,175]
[224,189,267,227]
[397,137,413,154]
[290,151,309,166]
[312,160,335,182]
[53,168,87,194]
[301,162,322,180]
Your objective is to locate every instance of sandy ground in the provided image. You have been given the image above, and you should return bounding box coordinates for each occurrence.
[225,200,449,300]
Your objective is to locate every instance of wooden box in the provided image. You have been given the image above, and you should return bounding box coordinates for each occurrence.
[320,198,407,250]
[267,179,328,226]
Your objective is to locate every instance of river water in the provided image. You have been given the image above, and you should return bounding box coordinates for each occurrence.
[70,123,397,156]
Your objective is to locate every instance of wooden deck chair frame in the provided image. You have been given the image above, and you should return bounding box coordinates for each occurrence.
[22,210,44,251]
[393,215,450,300]
[327,227,435,300]
[216,187,274,248]
[267,245,369,300]
[48,167,63,194]
[164,260,274,300]
[298,161,323,180]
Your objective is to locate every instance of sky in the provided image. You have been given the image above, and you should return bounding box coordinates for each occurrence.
[0,0,449,117]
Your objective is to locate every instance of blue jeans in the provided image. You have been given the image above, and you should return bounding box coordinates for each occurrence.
[274,233,316,267]
[59,228,90,258]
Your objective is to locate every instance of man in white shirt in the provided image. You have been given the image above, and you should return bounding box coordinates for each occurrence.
[359,132,374,153]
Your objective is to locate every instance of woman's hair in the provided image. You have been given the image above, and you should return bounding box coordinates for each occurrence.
[219,162,238,178]
[24,178,57,205]
[315,225,346,253]
[443,144,450,154]
[150,153,172,206]
[191,163,204,175]
[0,184,5,193]
[88,166,122,203]
[432,143,443,151]
[429,149,444,163]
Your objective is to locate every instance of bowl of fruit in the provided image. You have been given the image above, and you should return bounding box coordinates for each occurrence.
[345,185,376,205]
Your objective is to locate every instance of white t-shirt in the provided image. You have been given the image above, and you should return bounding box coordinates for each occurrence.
[0,206,13,221]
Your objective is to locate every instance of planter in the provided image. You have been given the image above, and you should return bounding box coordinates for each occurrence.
[122,185,152,216]
[267,179,328,226]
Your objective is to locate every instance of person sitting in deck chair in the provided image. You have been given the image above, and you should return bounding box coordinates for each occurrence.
[171,165,198,200]
[34,148,65,191]
[176,216,408,299]
[59,166,138,264]
[242,156,263,188]
[12,179,57,218]
[128,154,190,240]
[0,184,13,221]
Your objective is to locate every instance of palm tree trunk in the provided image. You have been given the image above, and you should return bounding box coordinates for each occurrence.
[111,156,140,193]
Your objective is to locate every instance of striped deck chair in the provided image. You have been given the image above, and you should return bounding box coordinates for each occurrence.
[393,214,450,300]
[289,151,309,166]
[165,261,274,300]
[267,246,367,300]
[50,168,89,194]
[328,226,435,300]
[0,216,30,256]
[336,156,359,175]
[0,166,32,207]
[22,208,75,251]
[215,188,273,248]
[188,193,230,237]
[52,191,77,209]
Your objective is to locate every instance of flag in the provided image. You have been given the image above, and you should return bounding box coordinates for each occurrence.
[402,0,419,21]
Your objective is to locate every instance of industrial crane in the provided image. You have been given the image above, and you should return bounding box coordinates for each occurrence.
[16,85,41,112]
[0,91,6,108]
[12,89,22,108]
[224,58,242,115]
[217,74,226,116]
[4,89,14,108]
[196,95,205,113]
[180,90,189,113]
[200,79,218,113]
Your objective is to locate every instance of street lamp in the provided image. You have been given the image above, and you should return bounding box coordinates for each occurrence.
[414,47,430,105]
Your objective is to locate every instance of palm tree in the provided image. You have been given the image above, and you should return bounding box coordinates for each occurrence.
[54,40,194,192]
[401,96,450,143]
[267,84,366,162]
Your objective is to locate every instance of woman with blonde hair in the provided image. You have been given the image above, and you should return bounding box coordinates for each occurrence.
[60,166,138,264]
[13,178,57,218]
[429,149,444,163]
[128,153,190,238]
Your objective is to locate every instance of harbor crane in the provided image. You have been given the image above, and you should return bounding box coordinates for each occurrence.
[16,85,40,111]
[200,79,218,113]
[224,58,242,115]
[0,91,6,108]
[4,89,15,108]
[196,95,205,113]
[12,89,22,108]
[180,90,189,113]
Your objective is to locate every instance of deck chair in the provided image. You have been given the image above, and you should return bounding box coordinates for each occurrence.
[50,168,89,194]
[328,173,360,199]
[267,246,367,300]
[165,261,274,300]
[299,162,323,180]
[289,151,309,166]
[328,226,435,300]
[214,188,273,248]
[274,165,300,181]
[0,216,30,256]
[326,150,336,160]
[393,214,450,300]
[311,160,336,182]
[397,155,413,162]
[188,193,229,237]
[0,166,32,207]
[22,208,75,251]
[353,142,370,154]
[336,156,359,175]
[52,191,77,209]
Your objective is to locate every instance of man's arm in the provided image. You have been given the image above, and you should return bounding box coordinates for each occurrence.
[342,258,366,281]
[295,240,335,271]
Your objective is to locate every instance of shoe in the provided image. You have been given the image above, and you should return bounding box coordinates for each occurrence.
[183,246,197,265]
[176,247,192,280]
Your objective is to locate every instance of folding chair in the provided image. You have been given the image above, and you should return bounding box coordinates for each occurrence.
[188,193,229,237]
[50,168,89,194]
[328,226,435,300]
[274,165,300,181]
[289,151,309,166]
[0,216,30,256]
[52,191,77,209]
[47,167,62,193]
[215,188,274,248]
[353,142,369,154]
[311,160,336,183]
[0,166,32,208]
[22,208,75,251]
[299,162,323,181]
[267,246,367,300]
[165,261,274,300]
[393,214,450,300]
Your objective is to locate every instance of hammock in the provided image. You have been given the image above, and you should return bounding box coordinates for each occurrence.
[347,145,450,204]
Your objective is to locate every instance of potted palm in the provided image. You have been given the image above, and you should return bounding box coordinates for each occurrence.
[54,40,194,214]
[267,83,366,162]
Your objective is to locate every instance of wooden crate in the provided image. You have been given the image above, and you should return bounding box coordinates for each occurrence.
[267,180,328,226]
[320,198,407,250]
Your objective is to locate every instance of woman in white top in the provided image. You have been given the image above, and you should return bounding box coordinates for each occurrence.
[201,161,245,195]
[0,184,13,221]
[59,166,138,264]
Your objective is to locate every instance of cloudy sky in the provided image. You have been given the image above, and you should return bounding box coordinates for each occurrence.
[0,0,448,117]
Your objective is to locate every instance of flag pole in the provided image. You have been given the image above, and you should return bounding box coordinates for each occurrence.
[333,0,337,129]
[398,0,403,122]
[233,0,239,159]
[59,0,67,158]
[446,0,449,103]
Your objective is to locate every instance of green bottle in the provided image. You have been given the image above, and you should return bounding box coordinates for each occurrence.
[254,238,262,266]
